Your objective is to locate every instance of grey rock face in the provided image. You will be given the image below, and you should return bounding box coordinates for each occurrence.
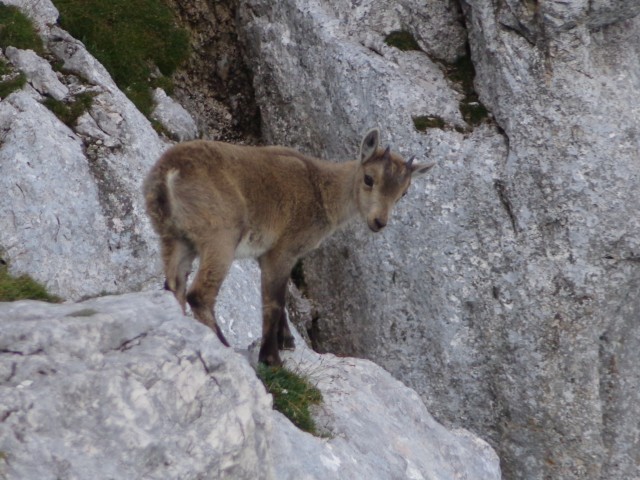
[321,0,467,63]
[5,47,68,100]
[274,340,501,480]
[0,291,501,480]
[238,0,640,478]
[151,88,199,141]
[0,291,274,480]
[239,0,465,157]
[0,1,165,300]
[0,86,162,300]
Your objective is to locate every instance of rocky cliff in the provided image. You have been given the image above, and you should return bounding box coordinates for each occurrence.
[0,0,501,479]
[0,291,500,479]
[3,0,640,478]
[236,0,640,478]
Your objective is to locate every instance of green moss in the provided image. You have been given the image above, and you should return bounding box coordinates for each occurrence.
[446,54,476,95]
[150,75,175,96]
[443,53,490,127]
[53,0,189,115]
[43,92,95,127]
[257,364,323,435]
[0,4,44,53]
[460,101,489,126]
[0,59,9,76]
[66,308,98,317]
[0,264,62,303]
[0,72,26,97]
[384,30,421,51]
[413,115,446,132]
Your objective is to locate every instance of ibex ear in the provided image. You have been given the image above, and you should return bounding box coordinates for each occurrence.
[409,160,436,177]
[360,128,380,164]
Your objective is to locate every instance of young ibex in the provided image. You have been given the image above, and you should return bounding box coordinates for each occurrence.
[144,129,434,366]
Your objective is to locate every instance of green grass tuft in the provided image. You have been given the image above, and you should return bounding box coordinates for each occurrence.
[0,264,62,303]
[53,0,189,115]
[443,53,490,127]
[0,4,44,53]
[0,59,10,76]
[43,91,95,126]
[257,364,323,434]
[446,54,476,96]
[460,101,489,126]
[0,71,26,97]
[66,308,98,317]
[384,30,421,51]
[413,115,446,132]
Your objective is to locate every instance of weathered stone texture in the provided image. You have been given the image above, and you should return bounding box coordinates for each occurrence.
[0,292,275,480]
[0,292,501,480]
[151,87,199,141]
[237,1,640,478]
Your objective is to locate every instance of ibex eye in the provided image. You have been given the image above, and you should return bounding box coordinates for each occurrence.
[364,175,374,187]
[402,190,408,197]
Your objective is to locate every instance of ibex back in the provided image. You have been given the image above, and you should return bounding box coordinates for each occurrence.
[143,129,434,365]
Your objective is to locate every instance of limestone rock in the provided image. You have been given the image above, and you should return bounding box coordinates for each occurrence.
[0,291,274,480]
[321,0,467,63]
[0,2,162,300]
[4,47,68,100]
[273,340,501,480]
[0,291,501,480]
[0,87,163,300]
[151,87,199,141]
[238,0,465,155]
[1,0,58,30]
[237,1,640,478]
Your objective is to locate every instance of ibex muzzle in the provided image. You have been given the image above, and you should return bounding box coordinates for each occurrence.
[143,129,435,366]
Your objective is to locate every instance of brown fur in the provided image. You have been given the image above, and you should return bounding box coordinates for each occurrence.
[143,129,434,365]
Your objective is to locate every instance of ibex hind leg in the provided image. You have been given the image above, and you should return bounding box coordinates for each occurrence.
[186,243,234,347]
[161,236,196,314]
[277,309,296,351]
[258,252,296,366]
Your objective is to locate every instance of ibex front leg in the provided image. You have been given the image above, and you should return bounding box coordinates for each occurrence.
[258,252,295,366]
[186,242,234,347]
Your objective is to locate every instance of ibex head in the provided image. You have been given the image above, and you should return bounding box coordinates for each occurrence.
[356,129,435,232]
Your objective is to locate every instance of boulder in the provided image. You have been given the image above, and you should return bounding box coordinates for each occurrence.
[0,290,501,480]
[151,87,199,141]
[0,291,274,480]
[0,1,204,301]
[4,47,68,100]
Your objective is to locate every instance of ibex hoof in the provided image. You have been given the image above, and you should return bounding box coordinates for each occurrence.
[259,349,282,367]
[214,324,230,347]
[279,335,295,351]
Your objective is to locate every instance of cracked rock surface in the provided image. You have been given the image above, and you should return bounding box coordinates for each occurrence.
[0,292,273,480]
[0,291,500,480]
[238,1,640,478]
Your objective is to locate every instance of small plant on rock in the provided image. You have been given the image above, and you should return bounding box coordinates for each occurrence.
[53,0,189,115]
[384,30,421,52]
[0,69,26,97]
[43,92,95,127]
[443,53,490,127]
[257,364,323,435]
[0,4,44,53]
[0,263,61,303]
[413,115,446,131]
